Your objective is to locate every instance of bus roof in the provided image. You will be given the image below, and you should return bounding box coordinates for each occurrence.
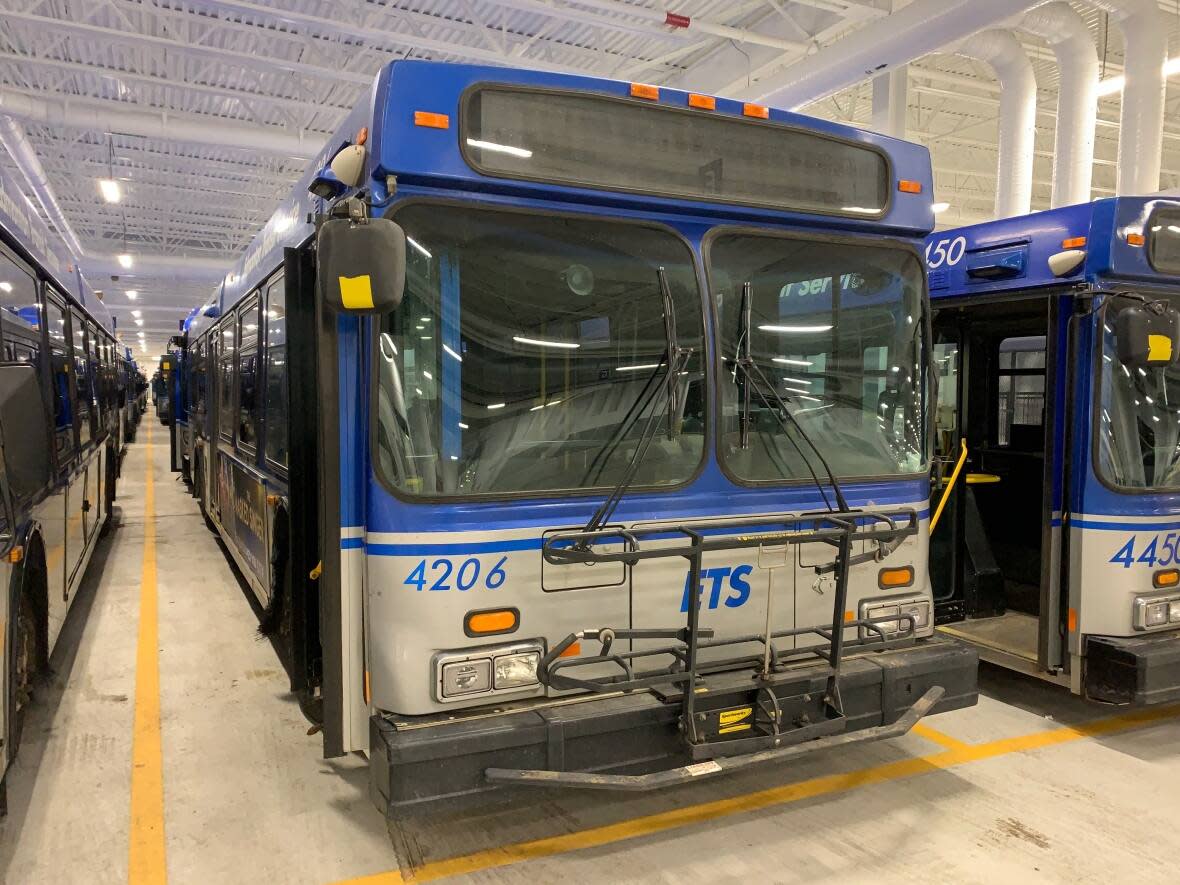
[0,162,117,336]
[206,59,935,323]
[927,196,1180,301]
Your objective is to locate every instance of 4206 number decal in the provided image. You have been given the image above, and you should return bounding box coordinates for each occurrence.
[403,556,508,591]
[1108,533,1180,569]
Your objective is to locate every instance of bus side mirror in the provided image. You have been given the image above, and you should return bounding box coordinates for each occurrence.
[316,216,406,315]
[1115,303,1180,368]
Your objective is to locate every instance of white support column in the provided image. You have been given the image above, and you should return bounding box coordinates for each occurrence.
[870,64,908,139]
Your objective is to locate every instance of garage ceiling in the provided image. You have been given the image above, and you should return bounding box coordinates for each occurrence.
[0,0,1178,359]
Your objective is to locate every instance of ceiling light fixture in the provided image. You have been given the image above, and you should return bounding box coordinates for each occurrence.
[98,178,122,203]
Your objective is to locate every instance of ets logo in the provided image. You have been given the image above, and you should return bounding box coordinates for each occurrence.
[680,565,754,612]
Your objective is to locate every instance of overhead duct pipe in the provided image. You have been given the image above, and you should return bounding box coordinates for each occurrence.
[1086,0,1167,195]
[953,31,1038,218]
[0,88,318,159]
[745,0,1047,109]
[0,115,86,257]
[1017,3,1099,207]
[1,114,231,280]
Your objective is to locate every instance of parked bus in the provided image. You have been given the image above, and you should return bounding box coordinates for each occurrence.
[153,356,172,425]
[0,164,122,808]
[181,60,977,812]
[927,197,1180,704]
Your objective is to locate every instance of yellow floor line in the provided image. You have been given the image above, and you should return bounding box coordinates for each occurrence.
[331,701,1180,885]
[911,722,971,751]
[129,422,167,885]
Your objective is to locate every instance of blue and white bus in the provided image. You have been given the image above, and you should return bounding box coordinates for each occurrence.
[927,197,1180,704]
[0,164,123,807]
[183,59,977,811]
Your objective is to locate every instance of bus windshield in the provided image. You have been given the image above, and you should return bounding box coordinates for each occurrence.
[708,232,926,482]
[1097,294,1180,489]
[375,203,706,497]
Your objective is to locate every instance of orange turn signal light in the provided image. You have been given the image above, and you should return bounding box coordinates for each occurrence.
[1062,236,1086,249]
[464,608,519,637]
[559,641,582,658]
[898,179,923,194]
[6,545,23,564]
[1127,232,1145,246]
[630,82,659,100]
[414,111,450,129]
[1154,569,1180,589]
[878,566,915,589]
[688,93,716,110]
[743,102,769,119]
[356,126,369,146]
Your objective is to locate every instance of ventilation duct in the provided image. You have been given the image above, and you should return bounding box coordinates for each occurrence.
[1086,0,1167,195]
[954,31,1038,218]
[1018,3,1099,207]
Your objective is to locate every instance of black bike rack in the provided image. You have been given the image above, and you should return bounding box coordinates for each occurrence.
[532,509,922,763]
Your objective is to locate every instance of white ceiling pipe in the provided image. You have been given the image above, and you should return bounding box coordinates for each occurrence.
[1017,3,1098,207]
[1,115,231,280]
[745,0,1047,109]
[952,31,1037,218]
[0,115,87,257]
[1085,0,1167,195]
[0,88,318,159]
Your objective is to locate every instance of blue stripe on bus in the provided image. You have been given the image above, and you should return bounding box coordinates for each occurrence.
[1071,518,1180,532]
[366,538,544,555]
[347,507,931,555]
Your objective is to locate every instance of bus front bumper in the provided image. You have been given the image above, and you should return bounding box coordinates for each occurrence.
[1085,633,1180,705]
[368,637,978,813]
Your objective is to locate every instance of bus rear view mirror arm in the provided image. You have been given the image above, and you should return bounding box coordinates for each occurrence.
[316,204,406,315]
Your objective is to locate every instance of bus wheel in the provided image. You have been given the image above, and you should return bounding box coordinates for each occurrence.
[101,447,117,536]
[195,459,216,533]
[7,574,39,761]
[258,508,289,640]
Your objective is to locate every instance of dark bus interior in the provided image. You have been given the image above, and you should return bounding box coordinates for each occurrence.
[930,294,1060,669]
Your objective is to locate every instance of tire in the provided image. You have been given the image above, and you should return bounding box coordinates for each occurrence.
[195,459,216,533]
[101,446,117,536]
[7,583,36,761]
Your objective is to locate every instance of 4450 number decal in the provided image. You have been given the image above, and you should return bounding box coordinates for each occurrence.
[1109,533,1180,569]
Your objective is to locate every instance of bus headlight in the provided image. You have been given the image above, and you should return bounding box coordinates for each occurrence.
[494,651,541,689]
[434,640,544,703]
[441,659,491,697]
[1133,593,1180,631]
[860,595,931,639]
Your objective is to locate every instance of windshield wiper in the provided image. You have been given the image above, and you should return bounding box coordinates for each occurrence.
[579,267,692,536]
[730,280,850,513]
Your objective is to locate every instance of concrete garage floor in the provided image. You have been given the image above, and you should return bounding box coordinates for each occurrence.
[1,421,1179,885]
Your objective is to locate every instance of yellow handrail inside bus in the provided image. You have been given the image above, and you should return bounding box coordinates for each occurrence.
[930,439,968,533]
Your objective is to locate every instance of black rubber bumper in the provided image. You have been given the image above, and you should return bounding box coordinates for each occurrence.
[1085,633,1180,705]
[369,638,978,813]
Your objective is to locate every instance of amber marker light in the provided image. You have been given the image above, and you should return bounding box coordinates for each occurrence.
[464,608,519,637]
[878,566,915,589]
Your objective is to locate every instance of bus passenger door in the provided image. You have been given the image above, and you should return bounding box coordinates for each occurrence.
[931,295,1066,676]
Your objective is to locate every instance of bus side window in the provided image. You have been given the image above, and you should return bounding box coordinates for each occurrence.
[263,275,287,469]
[237,295,260,453]
[44,295,74,460]
[996,335,1046,449]
[69,307,92,447]
[219,316,237,442]
[0,251,39,357]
